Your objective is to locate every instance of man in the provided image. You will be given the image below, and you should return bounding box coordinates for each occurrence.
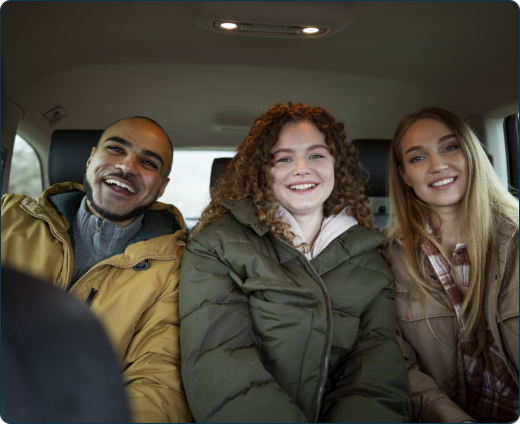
[1,117,192,423]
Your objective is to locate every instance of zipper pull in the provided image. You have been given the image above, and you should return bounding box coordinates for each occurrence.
[96,219,102,233]
[85,288,98,306]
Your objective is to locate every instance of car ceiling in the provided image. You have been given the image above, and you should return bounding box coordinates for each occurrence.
[2,1,518,159]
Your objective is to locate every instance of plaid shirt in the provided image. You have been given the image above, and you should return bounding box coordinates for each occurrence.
[422,239,519,422]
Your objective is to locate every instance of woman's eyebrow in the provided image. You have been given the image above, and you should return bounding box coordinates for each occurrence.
[307,144,329,151]
[404,134,457,156]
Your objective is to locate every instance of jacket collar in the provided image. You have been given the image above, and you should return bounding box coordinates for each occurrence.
[219,199,271,236]
[24,182,185,259]
[219,199,387,270]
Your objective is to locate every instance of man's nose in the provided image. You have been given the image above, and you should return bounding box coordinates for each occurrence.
[117,153,139,174]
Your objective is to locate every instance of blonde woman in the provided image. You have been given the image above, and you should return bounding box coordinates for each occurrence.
[179,102,411,423]
[385,107,519,423]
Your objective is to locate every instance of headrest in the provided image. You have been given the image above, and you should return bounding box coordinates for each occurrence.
[209,141,390,197]
[48,130,104,186]
[210,157,233,191]
[351,139,391,197]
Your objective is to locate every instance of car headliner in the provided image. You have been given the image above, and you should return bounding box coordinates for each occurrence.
[1,1,518,162]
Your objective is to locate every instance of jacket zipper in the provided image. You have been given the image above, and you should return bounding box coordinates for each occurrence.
[21,203,71,290]
[68,254,177,294]
[273,237,333,423]
[20,201,178,296]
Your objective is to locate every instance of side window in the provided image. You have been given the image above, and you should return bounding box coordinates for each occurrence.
[504,113,519,193]
[8,135,43,198]
[160,150,236,228]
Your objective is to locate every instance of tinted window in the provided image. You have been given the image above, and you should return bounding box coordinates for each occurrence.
[8,135,43,198]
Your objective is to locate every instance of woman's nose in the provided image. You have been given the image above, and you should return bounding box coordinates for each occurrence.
[293,157,311,175]
[429,153,448,173]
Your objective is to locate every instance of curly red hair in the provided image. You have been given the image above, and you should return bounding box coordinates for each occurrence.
[190,102,374,247]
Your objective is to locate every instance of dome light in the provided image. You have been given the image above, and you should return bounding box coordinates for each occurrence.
[302,27,320,34]
[220,22,238,30]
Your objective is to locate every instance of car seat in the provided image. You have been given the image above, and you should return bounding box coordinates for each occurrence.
[48,130,104,185]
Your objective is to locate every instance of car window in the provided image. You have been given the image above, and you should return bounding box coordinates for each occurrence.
[8,135,43,198]
[160,150,236,228]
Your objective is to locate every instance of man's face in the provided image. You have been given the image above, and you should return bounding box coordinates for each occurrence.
[84,117,172,227]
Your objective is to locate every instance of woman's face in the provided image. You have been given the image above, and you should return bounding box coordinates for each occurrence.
[271,121,335,220]
[399,118,469,214]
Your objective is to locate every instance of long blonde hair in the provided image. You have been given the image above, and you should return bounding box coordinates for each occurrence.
[386,107,518,355]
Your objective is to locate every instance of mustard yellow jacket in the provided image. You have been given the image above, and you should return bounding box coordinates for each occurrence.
[1,182,192,423]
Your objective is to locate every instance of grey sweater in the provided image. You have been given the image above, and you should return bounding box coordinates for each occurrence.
[70,196,144,284]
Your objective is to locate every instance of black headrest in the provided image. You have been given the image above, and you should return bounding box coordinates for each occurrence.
[210,157,233,191]
[48,130,104,186]
[209,141,390,197]
[352,139,390,197]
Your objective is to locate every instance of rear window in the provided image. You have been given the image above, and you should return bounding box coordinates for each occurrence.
[161,150,236,228]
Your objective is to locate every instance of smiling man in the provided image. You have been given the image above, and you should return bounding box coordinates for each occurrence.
[1,117,192,423]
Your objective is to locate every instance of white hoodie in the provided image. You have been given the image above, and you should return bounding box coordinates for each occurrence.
[276,206,358,260]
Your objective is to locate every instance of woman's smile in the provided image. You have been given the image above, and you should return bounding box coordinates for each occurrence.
[271,121,335,219]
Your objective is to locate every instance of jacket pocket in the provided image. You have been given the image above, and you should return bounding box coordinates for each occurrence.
[396,291,459,399]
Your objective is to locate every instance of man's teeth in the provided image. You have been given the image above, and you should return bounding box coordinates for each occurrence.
[431,178,455,187]
[105,178,135,193]
[289,184,316,191]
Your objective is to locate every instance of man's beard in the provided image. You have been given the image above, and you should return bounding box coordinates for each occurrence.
[83,173,157,222]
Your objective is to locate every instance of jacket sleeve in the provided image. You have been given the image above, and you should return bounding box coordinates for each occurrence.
[320,277,413,423]
[122,266,193,423]
[396,325,475,423]
[179,238,307,423]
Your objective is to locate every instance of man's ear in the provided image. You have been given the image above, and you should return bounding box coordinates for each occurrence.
[398,165,411,187]
[156,178,170,199]
[86,147,96,168]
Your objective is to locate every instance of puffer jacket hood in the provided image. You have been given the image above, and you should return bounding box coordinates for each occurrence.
[2,182,192,423]
[180,199,411,423]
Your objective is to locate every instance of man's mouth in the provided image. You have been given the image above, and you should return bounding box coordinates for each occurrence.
[288,183,317,191]
[429,177,457,188]
[104,178,136,194]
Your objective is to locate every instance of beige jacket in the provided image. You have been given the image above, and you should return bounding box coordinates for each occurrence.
[1,183,192,423]
[386,217,519,423]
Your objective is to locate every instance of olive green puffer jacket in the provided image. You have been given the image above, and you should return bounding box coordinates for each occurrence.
[180,200,411,423]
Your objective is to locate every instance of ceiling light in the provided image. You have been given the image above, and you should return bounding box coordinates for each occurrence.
[214,21,327,37]
[220,22,238,30]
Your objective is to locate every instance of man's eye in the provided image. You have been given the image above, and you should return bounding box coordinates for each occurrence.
[310,154,324,159]
[276,157,290,163]
[143,160,157,168]
[108,146,124,153]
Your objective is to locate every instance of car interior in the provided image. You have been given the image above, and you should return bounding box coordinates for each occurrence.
[1,1,518,229]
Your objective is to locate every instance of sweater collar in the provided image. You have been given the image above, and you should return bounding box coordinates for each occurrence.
[28,182,183,256]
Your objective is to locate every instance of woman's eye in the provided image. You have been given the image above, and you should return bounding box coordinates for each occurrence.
[310,154,324,159]
[444,145,457,152]
[276,157,291,163]
[410,155,424,163]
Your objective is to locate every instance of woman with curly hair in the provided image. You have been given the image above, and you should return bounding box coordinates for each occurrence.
[385,107,519,423]
[179,102,411,423]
